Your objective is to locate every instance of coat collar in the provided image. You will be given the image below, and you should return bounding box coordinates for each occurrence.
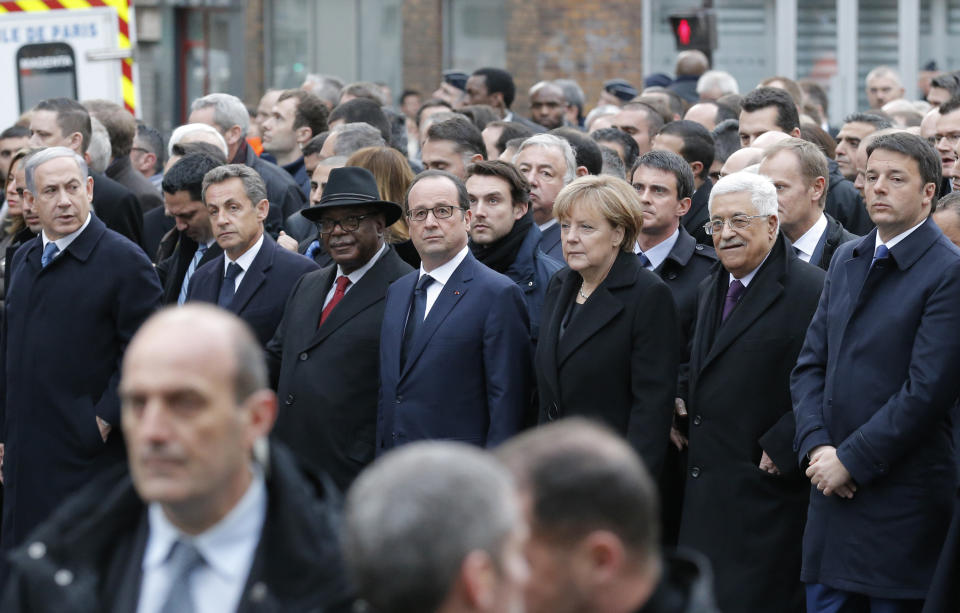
[660,224,698,269]
[26,214,107,269]
[505,223,544,283]
[850,215,940,272]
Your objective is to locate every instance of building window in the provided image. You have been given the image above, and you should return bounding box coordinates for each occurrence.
[444,0,506,72]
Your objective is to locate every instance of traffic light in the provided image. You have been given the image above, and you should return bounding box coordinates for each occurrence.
[669,9,717,53]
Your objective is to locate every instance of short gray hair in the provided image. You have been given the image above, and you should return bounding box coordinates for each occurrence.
[585,104,620,131]
[330,122,385,157]
[697,70,740,97]
[303,73,344,108]
[343,442,519,613]
[201,163,268,206]
[25,146,88,194]
[708,170,779,218]
[168,123,229,158]
[86,117,111,173]
[514,133,577,185]
[866,65,902,86]
[191,93,250,137]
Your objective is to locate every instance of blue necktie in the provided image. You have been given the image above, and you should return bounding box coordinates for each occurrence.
[178,243,208,305]
[401,275,434,367]
[638,252,652,269]
[304,239,321,261]
[41,242,59,268]
[217,262,243,308]
[158,540,206,613]
[870,244,890,270]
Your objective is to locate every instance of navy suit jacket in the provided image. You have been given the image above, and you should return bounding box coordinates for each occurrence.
[377,251,532,451]
[188,233,319,346]
[539,222,562,261]
[0,216,161,555]
[792,217,960,598]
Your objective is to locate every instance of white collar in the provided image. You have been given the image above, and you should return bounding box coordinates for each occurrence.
[420,245,469,285]
[225,233,264,274]
[637,228,680,270]
[875,218,927,252]
[791,213,828,258]
[538,218,558,231]
[144,463,267,582]
[42,212,92,253]
[335,242,387,284]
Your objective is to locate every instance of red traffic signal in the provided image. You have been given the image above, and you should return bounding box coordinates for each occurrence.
[669,10,717,52]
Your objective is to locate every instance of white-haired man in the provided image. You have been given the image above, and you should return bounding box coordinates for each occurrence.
[679,171,825,613]
[513,133,586,260]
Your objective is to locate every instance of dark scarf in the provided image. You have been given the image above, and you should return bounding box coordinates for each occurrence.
[470,209,533,274]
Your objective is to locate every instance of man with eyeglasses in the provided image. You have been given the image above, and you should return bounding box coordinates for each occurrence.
[186,164,318,347]
[935,96,960,196]
[266,167,412,491]
[678,171,825,613]
[377,169,532,454]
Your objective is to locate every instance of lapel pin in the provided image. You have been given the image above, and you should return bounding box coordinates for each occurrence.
[454,290,461,295]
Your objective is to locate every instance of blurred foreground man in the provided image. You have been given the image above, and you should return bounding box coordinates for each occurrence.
[1,305,352,611]
[497,418,720,613]
[793,132,960,613]
[680,172,825,613]
[344,442,529,613]
[0,147,161,568]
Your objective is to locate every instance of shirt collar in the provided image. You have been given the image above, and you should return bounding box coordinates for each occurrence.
[638,228,680,270]
[875,217,927,252]
[336,242,387,284]
[538,218,558,231]
[225,233,264,274]
[420,245,469,286]
[42,212,92,253]
[144,463,267,581]
[791,213,828,258]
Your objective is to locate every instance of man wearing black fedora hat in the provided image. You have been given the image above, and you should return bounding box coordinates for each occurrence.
[267,166,413,490]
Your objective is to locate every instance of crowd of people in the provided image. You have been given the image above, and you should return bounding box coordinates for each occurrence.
[0,47,957,612]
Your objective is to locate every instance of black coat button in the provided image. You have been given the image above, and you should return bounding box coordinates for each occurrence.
[299,352,308,361]
[693,415,702,426]
[690,466,701,478]
[285,394,294,406]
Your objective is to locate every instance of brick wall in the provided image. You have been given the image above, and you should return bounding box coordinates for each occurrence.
[401,0,646,118]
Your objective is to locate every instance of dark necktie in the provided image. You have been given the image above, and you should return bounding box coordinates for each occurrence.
[41,242,59,268]
[319,276,351,326]
[870,244,890,270]
[401,275,434,367]
[217,262,243,308]
[721,279,745,322]
[158,540,206,613]
[638,252,652,269]
[178,243,208,305]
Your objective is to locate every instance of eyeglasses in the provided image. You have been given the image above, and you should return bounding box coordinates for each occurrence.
[406,205,463,222]
[935,133,960,146]
[316,213,376,234]
[703,214,768,235]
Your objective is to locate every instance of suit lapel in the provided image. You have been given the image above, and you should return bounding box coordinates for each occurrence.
[540,270,578,402]
[295,267,337,351]
[400,254,474,379]
[843,231,878,305]
[386,272,417,380]
[230,235,276,314]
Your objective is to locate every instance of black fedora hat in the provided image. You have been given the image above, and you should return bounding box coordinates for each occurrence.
[301,167,403,226]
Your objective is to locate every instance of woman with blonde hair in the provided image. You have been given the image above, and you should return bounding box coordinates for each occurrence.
[1,147,43,307]
[346,146,420,267]
[536,174,680,478]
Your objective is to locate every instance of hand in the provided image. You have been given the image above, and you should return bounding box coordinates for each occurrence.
[96,416,111,443]
[669,398,688,451]
[806,445,856,498]
[759,450,780,475]
[276,231,299,253]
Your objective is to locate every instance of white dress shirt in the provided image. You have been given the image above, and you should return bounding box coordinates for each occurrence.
[636,229,680,270]
[41,212,92,257]
[875,218,927,252]
[729,249,772,288]
[322,242,388,309]
[418,245,470,318]
[137,465,267,613]
[791,213,828,263]
[223,234,264,292]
